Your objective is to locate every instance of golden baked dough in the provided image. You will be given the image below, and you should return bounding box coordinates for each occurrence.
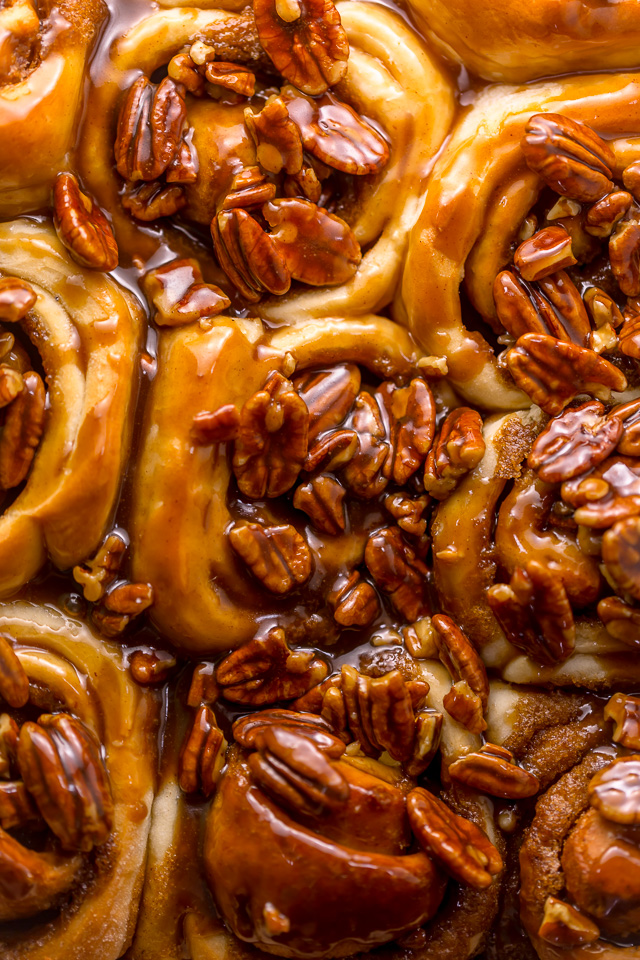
[0,220,141,595]
[406,0,640,82]
[0,0,105,215]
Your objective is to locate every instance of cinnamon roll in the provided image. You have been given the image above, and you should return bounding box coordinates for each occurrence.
[79,0,454,320]
[400,75,640,410]
[0,219,141,596]
[403,0,640,83]
[0,0,106,216]
[0,600,157,960]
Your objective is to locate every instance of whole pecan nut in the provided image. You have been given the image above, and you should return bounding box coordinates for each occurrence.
[178,705,227,797]
[143,258,229,326]
[448,743,540,800]
[538,896,600,947]
[528,400,622,483]
[513,226,576,282]
[0,635,29,710]
[605,693,640,750]
[0,277,36,323]
[378,377,435,485]
[597,595,640,646]
[610,219,640,297]
[115,76,187,182]
[293,475,346,534]
[0,371,46,490]
[329,572,380,627]
[244,96,303,175]
[588,756,640,825]
[423,407,485,500]
[53,173,118,272]
[293,364,361,442]
[364,526,430,622]
[212,206,291,301]
[342,392,390,498]
[562,456,640,528]
[521,113,615,203]
[602,515,640,600]
[442,681,486,735]
[431,614,489,708]
[229,522,313,593]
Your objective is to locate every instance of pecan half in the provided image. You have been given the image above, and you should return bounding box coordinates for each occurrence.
[187,663,220,707]
[379,378,435,485]
[204,60,256,96]
[0,635,28,710]
[233,707,342,751]
[247,722,349,816]
[104,582,154,616]
[0,278,36,323]
[585,190,632,238]
[602,516,640,600]
[293,364,361,442]
[129,649,177,686]
[0,715,18,779]
[0,781,39,830]
[245,97,303,175]
[0,366,23,408]
[598,595,640,646]
[263,198,362,286]
[17,714,114,852]
[72,533,126,603]
[443,682,486,735]
[528,401,622,483]
[53,173,118,272]
[143,258,229,326]
[521,114,615,203]
[233,370,309,498]
[178,705,226,797]
[229,522,313,593]
[611,398,640,455]
[487,562,575,664]
[328,572,380,627]
[342,392,390,498]
[619,303,640,360]
[610,220,640,297]
[431,615,489,709]
[192,404,240,445]
[216,628,327,704]
[121,180,186,221]
[538,897,600,947]
[513,226,576,282]
[221,166,278,211]
[341,665,423,764]
[0,371,45,489]
[588,756,640,825]
[494,270,590,345]
[384,493,430,537]
[365,526,430,622]
[423,407,485,499]
[505,333,627,415]
[293,475,346,534]
[212,207,291,301]
[168,52,206,96]
[283,88,389,175]
[449,743,540,800]
[253,0,349,96]
[605,693,640,750]
[407,787,503,890]
[304,429,358,472]
[115,76,186,182]
[562,456,640,528]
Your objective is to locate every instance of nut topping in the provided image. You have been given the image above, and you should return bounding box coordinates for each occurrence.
[245,97,303,175]
[129,649,177,686]
[340,665,423,764]
[612,397,640,456]
[0,277,36,323]
[562,456,640,528]
[379,378,435,485]
[0,714,18,779]
[407,787,503,890]
[384,493,429,537]
[585,190,633,238]
[293,475,346,534]
[233,370,309,498]
[0,635,28,710]
[204,61,256,97]
[329,572,380,627]
[0,366,23,408]
[17,714,114,852]
[178,705,226,797]
[521,114,615,203]
[528,401,622,483]
[115,76,187,182]
[216,628,328,704]
[598,595,640,646]
[588,756,640,824]
[0,781,39,831]
[431,615,489,709]
[212,207,291,302]
[423,407,485,500]
[304,429,358,473]
[448,743,540,800]
[253,0,349,96]
[52,173,118,272]
[602,515,640,600]
[221,166,277,211]
[143,258,229,326]
[0,371,45,490]
[513,226,576,282]
[121,180,187,221]
[605,693,640,750]
[538,896,600,946]
[342,392,390,499]
[442,681,486,735]
[72,534,126,603]
[229,522,313,594]
[365,526,430,622]
[293,364,361,441]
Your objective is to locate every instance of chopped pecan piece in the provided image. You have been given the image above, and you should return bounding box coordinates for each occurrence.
[365,526,430,622]
[253,0,349,96]
[0,371,45,490]
[143,258,229,326]
[610,219,640,296]
[0,277,36,323]
[605,693,640,750]
[407,787,503,890]
[178,705,226,797]
[513,226,576,281]
[528,401,622,483]
[187,663,220,707]
[618,301,640,359]
[221,166,277,211]
[611,397,640,455]
[378,378,435,485]
[406,712,443,777]
[129,649,177,686]
[204,60,255,96]
[283,89,389,175]
[115,76,187,182]
[17,714,114,852]
[521,114,615,203]
[0,714,19,779]
[121,180,186,221]
[192,404,240,446]
[328,572,380,627]
[245,97,303,175]
[449,743,540,800]
[212,207,290,301]
[342,392,390,498]
[562,456,640,528]
[505,333,627,416]
[263,198,361,286]
[443,681,486,735]
[623,160,640,198]
[597,595,640,646]
[585,190,632,238]
[304,429,358,473]
[588,756,640,825]
[91,607,130,638]
[168,52,206,97]
[293,475,346,534]
[216,628,327,704]
[423,407,485,499]
[0,635,28,710]
[538,897,600,947]
[166,138,199,184]
[293,364,361,442]
[53,173,118,272]
[0,366,23,408]
[229,522,313,593]
[0,781,39,830]
[233,370,309,498]
[431,614,489,708]
[602,515,640,600]
[384,493,430,537]
[284,163,323,202]
[247,722,349,817]
[72,533,126,603]
[104,582,154,616]
[487,562,575,665]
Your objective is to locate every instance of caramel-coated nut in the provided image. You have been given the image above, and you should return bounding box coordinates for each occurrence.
[605,693,640,750]
[538,896,600,947]
[588,756,640,824]
[0,277,36,323]
[53,173,118,272]
[528,400,622,483]
[178,704,226,797]
[521,113,614,202]
[448,743,540,799]
[513,226,576,281]
[0,634,28,709]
